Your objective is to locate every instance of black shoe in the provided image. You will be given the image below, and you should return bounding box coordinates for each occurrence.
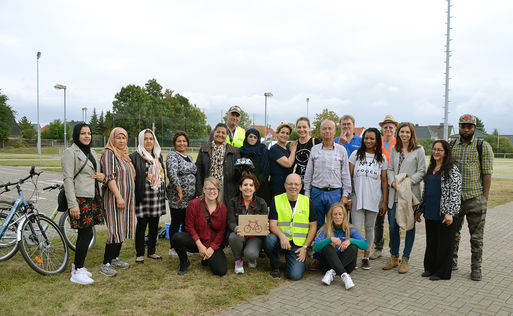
[429,275,441,281]
[471,268,482,281]
[421,271,432,277]
[270,268,280,279]
[177,260,190,275]
[361,258,371,270]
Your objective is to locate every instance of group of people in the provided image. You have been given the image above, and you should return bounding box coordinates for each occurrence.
[61,106,493,289]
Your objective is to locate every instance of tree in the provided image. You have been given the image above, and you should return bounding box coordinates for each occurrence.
[223,107,252,130]
[475,116,486,134]
[18,116,36,139]
[89,108,100,135]
[0,90,15,142]
[41,119,71,140]
[311,109,339,139]
[485,129,513,153]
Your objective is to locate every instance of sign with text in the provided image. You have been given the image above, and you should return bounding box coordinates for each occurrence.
[238,215,269,236]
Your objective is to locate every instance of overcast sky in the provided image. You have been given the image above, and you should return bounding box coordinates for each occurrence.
[1,0,512,134]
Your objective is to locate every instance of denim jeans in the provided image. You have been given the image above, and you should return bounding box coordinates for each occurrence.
[264,233,305,280]
[310,187,342,229]
[388,202,415,258]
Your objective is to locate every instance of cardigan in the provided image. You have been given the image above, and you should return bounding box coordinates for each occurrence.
[185,198,227,250]
[422,165,462,217]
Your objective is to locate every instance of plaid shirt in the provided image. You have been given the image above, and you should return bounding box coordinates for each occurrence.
[135,161,166,218]
[452,136,493,201]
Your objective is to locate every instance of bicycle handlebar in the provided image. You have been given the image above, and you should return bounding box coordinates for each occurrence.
[0,166,43,193]
[43,184,61,191]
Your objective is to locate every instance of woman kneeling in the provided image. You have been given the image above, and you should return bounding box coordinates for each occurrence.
[313,203,368,289]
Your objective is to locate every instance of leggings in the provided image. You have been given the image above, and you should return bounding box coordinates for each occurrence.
[74,227,93,269]
[135,216,159,257]
[319,244,358,275]
[351,209,378,253]
[103,237,122,265]
[171,232,227,276]
[169,208,186,248]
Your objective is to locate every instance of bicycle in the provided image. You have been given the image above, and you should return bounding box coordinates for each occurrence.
[0,166,68,275]
[42,184,97,251]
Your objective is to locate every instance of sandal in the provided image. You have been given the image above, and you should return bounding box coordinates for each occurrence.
[135,256,145,264]
[148,254,162,260]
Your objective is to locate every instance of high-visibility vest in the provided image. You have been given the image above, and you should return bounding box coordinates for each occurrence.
[382,137,396,163]
[275,193,310,246]
[226,126,245,148]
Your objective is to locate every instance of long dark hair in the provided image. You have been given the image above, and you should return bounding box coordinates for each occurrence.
[424,140,454,181]
[355,128,384,163]
[394,122,420,153]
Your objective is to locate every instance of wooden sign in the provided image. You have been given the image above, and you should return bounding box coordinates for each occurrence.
[238,214,269,236]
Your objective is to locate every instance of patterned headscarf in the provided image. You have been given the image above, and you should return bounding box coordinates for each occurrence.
[104,127,135,174]
[136,129,165,190]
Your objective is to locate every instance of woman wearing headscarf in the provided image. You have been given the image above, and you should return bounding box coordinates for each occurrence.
[100,127,136,277]
[239,128,270,202]
[130,129,166,264]
[62,123,105,285]
[196,123,240,204]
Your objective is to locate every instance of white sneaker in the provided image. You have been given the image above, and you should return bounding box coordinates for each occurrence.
[70,268,94,285]
[322,269,336,285]
[341,272,355,290]
[72,264,92,277]
[234,259,244,274]
[248,259,257,268]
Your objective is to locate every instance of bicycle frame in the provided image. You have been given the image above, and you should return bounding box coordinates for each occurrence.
[0,185,30,238]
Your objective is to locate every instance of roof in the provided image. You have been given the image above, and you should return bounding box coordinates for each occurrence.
[413,124,456,140]
[413,126,432,139]
[250,125,276,137]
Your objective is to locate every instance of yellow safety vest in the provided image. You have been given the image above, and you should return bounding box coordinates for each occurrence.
[226,126,245,148]
[275,193,310,246]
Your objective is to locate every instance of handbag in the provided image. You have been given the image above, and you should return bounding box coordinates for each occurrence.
[57,153,90,212]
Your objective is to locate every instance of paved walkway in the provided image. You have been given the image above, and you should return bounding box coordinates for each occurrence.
[219,202,513,315]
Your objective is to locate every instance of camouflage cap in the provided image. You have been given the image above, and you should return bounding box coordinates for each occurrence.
[459,114,477,125]
[228,105,242,115]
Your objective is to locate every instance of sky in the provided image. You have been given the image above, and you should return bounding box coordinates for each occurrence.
[1,0,513,135]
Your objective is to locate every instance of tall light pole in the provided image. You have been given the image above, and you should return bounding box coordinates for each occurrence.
[306,97,310,119]
[54,84,67,148]
[36,52,41,164]
[443,0,452,140]
[264,92,273,140]
[82,107,88,123]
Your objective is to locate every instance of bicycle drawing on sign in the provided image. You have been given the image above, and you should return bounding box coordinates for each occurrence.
[243,220,263,234]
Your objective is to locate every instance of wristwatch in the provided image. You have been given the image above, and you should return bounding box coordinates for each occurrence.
[303,245,308,249]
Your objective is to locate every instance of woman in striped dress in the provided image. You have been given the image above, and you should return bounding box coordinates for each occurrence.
[100,127,136,277]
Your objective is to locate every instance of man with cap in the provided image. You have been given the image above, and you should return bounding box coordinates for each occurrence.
[370,114,399,260]
[334,114,362,158]
[452,114,493,281]
[226,106,245,148]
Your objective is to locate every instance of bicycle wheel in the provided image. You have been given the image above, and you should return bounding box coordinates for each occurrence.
[58,211,96,251]
[19,214,68,275]
[0,213,19,261]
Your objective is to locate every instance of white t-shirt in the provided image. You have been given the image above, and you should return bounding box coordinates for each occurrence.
[349,151,388,212]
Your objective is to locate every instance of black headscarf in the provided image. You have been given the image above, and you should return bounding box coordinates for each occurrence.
[239,128,269,174]
[72,123,96,170]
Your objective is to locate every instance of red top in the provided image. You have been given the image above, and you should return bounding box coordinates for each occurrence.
[185,197,227,250]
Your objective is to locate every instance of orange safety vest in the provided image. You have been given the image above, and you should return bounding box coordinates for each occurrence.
[382,137,396,163]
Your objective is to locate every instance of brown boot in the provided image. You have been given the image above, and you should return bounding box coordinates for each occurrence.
[383,255,399,270]
[398,257,409,274]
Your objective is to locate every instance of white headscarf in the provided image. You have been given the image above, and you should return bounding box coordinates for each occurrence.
[136,129,164,190]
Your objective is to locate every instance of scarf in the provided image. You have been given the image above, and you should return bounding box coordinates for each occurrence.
[209,140,225,182]
[72,123,96,170]
[240,128,269,174]
[104,127,135,174]
[136,129,165,191]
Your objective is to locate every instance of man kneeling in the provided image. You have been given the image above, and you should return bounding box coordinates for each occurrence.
[264,174,317,280]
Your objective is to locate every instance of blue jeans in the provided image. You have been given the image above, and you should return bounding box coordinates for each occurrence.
[311,187,342,229]
[388,203,415,258]
[264,233,305,280]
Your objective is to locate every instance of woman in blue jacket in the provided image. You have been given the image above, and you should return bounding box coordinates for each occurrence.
[313,202,368,290]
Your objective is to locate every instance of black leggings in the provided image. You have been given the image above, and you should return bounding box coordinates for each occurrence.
[103,237,122,265]
[169,208,186,248]
[135,216,160,257]
[320,244,358,275]
[74,227,93,269]
[171,232,227,276]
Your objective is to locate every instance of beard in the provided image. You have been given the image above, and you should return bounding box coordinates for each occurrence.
[460,131,474,142]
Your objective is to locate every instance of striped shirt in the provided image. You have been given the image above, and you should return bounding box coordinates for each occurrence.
[303,142,352,198]
[452,136,493,201]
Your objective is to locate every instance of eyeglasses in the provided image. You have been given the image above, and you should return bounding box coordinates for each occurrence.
[432,149,445,153]
[204,187,218,192]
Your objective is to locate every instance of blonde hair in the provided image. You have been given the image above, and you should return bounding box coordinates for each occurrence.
[201,177,222,205]
[340,115,355,125]
[318,203,352,240]
[276,123,292,134]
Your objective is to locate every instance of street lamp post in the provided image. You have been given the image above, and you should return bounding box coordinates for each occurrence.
[306,97,310,119]
[264,92,273,140]
[36,52,41,165]
[54,84,67,148]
